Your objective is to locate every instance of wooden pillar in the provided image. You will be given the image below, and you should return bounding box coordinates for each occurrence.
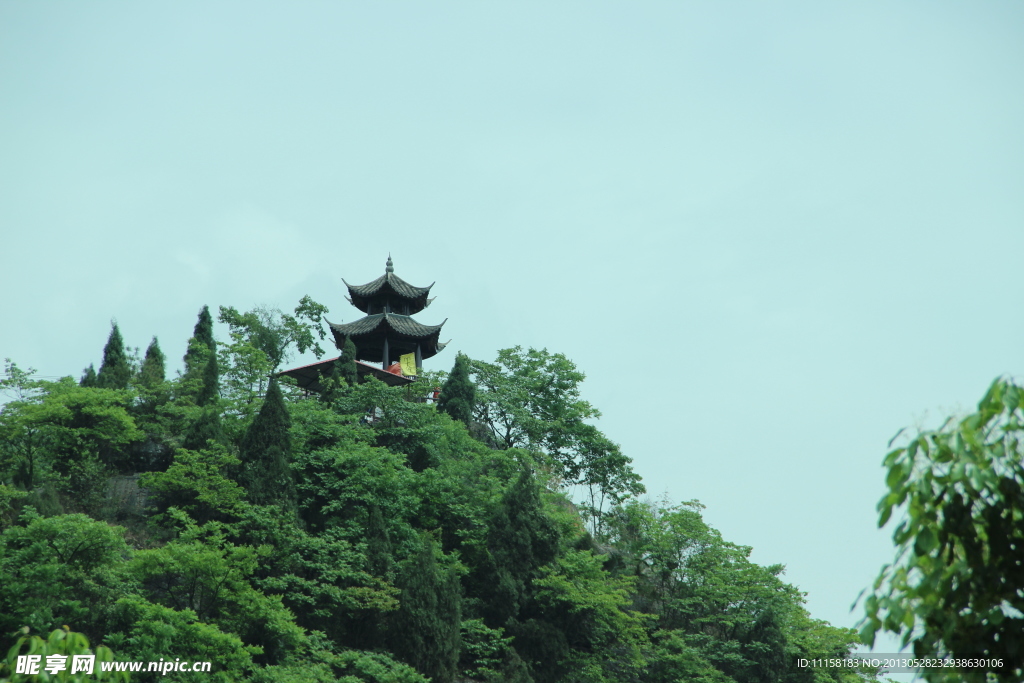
[382,337,389,369]
[415,343,422,373]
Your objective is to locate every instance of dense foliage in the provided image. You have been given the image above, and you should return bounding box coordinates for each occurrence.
[861,377,1024,682]
[0,301,874,683]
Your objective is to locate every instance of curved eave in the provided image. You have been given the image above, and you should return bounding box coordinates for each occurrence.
[327,313,446,339]
[342,274,435,313]
[326,314,449,363]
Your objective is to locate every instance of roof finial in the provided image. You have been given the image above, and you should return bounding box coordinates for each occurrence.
[386,254,394,274]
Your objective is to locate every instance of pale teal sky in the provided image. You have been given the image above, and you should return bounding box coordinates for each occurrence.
[2,2,1022,670]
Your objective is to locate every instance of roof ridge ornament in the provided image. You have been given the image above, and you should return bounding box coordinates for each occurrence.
[385,254,394,274]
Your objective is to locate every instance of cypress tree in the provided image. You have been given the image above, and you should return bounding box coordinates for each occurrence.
[339,335,358,387]
[493,648,534,683]
[184,305,215,376]
[179,306,222,449]
[351,504,395,650]
[366,504,395,580]
[437,353,476,426]
[97,322,132,389]
[182,305,220,407]
[318,358,342,405]
[197,352,219,407]
[320,336,358,404]
[80,364,98,387]
[138,337,166,388]
[237,378,295,508]
[389,537,461,683]
[182,407,223,451]
[134,337,172,472]
[477,467,559,628]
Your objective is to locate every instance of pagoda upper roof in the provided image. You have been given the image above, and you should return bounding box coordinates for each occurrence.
[343,256,434,314]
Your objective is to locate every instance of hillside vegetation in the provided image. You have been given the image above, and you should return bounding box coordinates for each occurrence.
[0,302,876,683]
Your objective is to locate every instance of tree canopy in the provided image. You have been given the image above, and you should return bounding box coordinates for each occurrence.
[0,304,877,683]
[861,377,1024,682]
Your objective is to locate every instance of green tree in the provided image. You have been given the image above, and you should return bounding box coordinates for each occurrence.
[107,597,257,683]
[198,350,220,407]
[138,336,166,388]
[179,306,223,451]
[388,537,462,683]
[80,363,98,387]
[861,377,1024,683]
[438,353,475,427]
[573,424,644,536]
[126,533,303,667]
[471,347,644,521]
[237,378,296,508]
[2,378,142,498]
[291,424,417,538]
[141,444,247,525]
[217,302,328,411]
[219,302,328,374]
[131,337,173,470]
[182,305,220,406]
[184,305,216,377]
[0,361,46,489]
[0,512,130,636]
[318,357,343,405]
[473,467,559,629]
[228,506,399,651]
[528,549,649,682]
[339,335,358,387]
[606,498,872,683]
[96,323,132,390]
[0,627,129,683]
[318,336,357,405]
[182,406,224,452]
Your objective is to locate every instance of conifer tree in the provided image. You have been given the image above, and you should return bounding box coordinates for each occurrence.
[197,353,219,407]
[180,306,222,449]
[182,305,220,407]
[366,504,395,580]
[184,305,215,376]
[495,648,534,683]
[138,337,166,388]
[318,358,342,405]
[479,467,559,628]
[79,364,98,387]
[353,504,395,650]
[389,537,461,683]
[182,407,224,451]
[437,353,475,426]
[339,335,358,387]
[320,337,358,404]
[237,378,295,508]
[96,323,132,389]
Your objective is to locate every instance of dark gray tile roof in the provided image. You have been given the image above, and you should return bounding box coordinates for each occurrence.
[342,272,433,301]
[327,313,446,338]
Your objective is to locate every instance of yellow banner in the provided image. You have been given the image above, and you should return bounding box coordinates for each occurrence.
[399,353,417,376]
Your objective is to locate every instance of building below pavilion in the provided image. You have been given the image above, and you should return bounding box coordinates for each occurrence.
[278,256,448,392]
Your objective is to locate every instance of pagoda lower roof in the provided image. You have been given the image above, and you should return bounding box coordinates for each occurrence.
[327,313,449,364]
[327,313,446,339]
[277,357,414,392]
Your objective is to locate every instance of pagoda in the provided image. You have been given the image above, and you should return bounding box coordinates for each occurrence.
[279,257,448,391]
